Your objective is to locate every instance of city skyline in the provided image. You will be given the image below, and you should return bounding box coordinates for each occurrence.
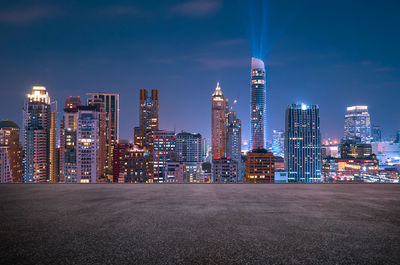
[0,0,399,142]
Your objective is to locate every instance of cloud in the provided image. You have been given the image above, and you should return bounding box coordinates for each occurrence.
[0,6,56,24]
[170,0,221,17]
[100,6,142,16]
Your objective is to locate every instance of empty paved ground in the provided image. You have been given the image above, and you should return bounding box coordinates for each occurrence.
[0,184,399,265]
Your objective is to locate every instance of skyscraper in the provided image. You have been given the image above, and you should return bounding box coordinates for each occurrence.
[225,111,242,181]
[60,96,82,183]
[176,132,202,163]
[134,89,159,149]
[23,86,51,183]
[272,130,284,157]
[76,106,100,183]
[372,125,382,142]
[285,104,322,183]
[212,82,227,159]
[87,93,119,175]
[250,57,266,150]
[344,106,371,143]
[0,121,22,183]
[153,130,176,183]
[49,106,58,183]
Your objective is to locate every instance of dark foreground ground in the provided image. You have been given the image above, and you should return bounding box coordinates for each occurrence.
[0,184,399,265]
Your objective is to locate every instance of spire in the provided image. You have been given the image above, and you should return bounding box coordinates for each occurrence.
[212,82,223,97]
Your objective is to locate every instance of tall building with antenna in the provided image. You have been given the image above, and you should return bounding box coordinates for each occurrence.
[250,57,266,150]
[211,82,227,159]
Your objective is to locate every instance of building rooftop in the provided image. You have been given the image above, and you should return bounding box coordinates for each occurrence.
[0,120,19,129]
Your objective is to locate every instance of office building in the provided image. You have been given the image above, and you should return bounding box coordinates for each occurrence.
[124,146,152,183]
[250,57,266,150]
[285,104,322,183]
[76,106,100,183]
[176,132,202,162]
[165,162,185,183]
[212,82,227,159]
[340,137,372,159]
[49,107,58,183]
[153,130,176,183]
[134,89,158,149]
[23,86,51,183]
[245,149,275,183]
[344,106,371,143]
[87,93,118,175]
[272,130,284,157]
[0,121,22,183]
[225,111,242,181]
[60,96,82,183]
[372,125,382,142]
[112,140,131,183]
[212,157,238,183]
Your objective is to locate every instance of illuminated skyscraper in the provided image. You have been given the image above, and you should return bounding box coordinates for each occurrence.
[250,57,266,150]
[272,130,284,157]
[49,106,58,183]
[23,86,51,183]
[245,149,275,183]
[60,96,82,183]
[76,106,100,183]
[285,104,322,183]
[0,121,22,183]
[212,82,227,159]
[344,106,371,143]
[225,111,242,181]
[153,130,176,183]
[87,93,119,174]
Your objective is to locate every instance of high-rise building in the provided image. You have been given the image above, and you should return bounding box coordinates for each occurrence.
[0,121,22,183]
[87,93,119,175]
[372,125,382,142]
[153,130,176,183]
[134,89,158,149]
[165,162,185,183]
[344,106,371,143]
[176,132,202,163]
[212,157,238,183]
[23,86,51,183]
[76,106,100,183]
[340,137,372,159]
[124,146,152,183]
[112,140,131,183]
[285,104,322,183]
[60,96,82,183]
[212,82,227,159]
[225,111,242,181]
[272,130,284,157]
[245,149,275,183]
[49,107,58,183]
[250,57,266,150]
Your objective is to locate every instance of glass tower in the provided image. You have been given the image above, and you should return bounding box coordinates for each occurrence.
[285,104,322,183]
[250,57,266,150]
[344,106,371,143]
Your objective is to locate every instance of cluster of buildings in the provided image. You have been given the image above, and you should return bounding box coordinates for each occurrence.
[0,58,399,183]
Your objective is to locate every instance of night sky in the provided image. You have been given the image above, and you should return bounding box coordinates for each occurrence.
[1,0,399,142]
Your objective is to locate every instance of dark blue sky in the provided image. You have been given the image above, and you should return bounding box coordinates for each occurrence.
[1,0,399,142]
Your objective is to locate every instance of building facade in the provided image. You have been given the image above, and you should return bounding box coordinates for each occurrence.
[153,130,176,183]
[285,104,322,183]
[176,132,202,163]
[250,57,266,150]
[212,157,238,183]
[60,97,82,183]
[212,82,227,159]
[76,106,100,183]
[23,86,51,183]
[272,130,284,158]
[0,121,22,183]
[344,106,371,143]
[87,93,119,175]
[245,149,275,183]
[225,111,242,181]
